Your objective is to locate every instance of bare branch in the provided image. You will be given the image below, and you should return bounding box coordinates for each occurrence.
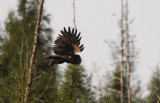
[106,87,121,94]
[114,76,120,81]
[73,0,77,29]
[153,86,160,103]
[32,75,42,81]
[105,71,120,80]
[93,85,121,94]
[157,95,160,101]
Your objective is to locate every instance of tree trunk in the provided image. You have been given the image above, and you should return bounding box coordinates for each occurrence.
[24,0,44,102]
[120,0,124,103]
[125,0,131,103]
[69,74,74,103]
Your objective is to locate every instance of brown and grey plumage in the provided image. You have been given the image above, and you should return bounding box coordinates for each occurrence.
[42,27,84,66]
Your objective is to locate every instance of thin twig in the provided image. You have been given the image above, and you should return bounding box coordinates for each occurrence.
[32,75,42,81]
[73,0,77,29]
[114,76,121,81]
[39,100,45,103]
[105,71,120,80]
[157,95,160,101]
[106,87,121,94]
[38,73,53,102]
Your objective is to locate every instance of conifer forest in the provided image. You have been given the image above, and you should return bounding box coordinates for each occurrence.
[0,0,160,103]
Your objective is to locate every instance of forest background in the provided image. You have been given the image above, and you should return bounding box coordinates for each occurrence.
[0,0,160,103]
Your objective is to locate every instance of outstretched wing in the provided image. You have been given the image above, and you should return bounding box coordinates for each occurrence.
[53,27,84,56]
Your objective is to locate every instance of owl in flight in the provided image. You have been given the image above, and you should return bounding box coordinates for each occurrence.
[42,27,84,66]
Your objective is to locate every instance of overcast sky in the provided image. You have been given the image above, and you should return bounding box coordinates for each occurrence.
[0,0,160,96]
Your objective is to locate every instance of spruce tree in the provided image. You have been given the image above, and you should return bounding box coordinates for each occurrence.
[147,66,160,103]
[100,37,143,103]
[59,64,95,103]
[0,0,59,102]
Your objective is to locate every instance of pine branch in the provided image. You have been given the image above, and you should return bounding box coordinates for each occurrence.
[153,86,160,103]
[38,73,53,102]
[157,95,160,103]
[24,0,44,102]
[32,75,42,81]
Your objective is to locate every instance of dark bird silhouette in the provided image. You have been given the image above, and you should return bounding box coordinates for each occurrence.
[42,27,84,66]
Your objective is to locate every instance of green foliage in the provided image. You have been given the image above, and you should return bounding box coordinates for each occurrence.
[101,38,143,103]
[99,66,123,103]
[147,66,160,103]
[0,66,27,102]
[99,96,116,103]
[0,0,53,75]
[0,0,59,102]
[59,64,96,103]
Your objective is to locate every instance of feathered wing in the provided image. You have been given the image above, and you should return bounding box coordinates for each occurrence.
[41,55,63,59]
[53,27,84,56]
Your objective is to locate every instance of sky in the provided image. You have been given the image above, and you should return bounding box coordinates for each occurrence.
[0,0,160,96]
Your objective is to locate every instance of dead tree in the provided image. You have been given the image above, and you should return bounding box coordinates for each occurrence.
[24,0,44,102]
[125,0,131,103]
[120,0,124,103]
[73,0,77,29]
[68,1,77,103]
